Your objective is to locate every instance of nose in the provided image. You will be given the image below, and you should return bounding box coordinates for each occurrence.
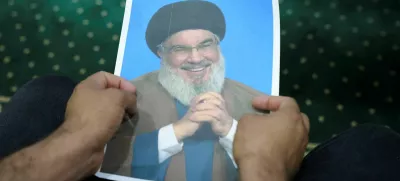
[187,48,202,63]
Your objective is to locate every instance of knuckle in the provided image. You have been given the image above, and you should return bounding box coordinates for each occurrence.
[199,92,208,97]
[217,111,223,118]
[191,97,199,104]
[195,102,203,108]
[283,96,300,107]
[283,112,302,124]
[220,100,225,107]
[92,71,105,79]
[74,82,86,91]
[97,70,108,76]
[301,113,310,122]
[216,100,223,107]
[292,112,302,121]
[301,112,310,131]
[287,97,297,103]
[282,96,296,103]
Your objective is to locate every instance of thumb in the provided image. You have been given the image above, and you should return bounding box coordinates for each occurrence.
[252,95,300,112]
[121,90,137,117]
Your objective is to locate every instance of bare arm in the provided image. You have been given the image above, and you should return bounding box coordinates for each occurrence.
[0,71,138,181]
[0,127,99,181]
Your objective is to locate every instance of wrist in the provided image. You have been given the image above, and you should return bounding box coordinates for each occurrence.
[238,156,288,181]
[58,120,106,152]
[224,123,233,137]
[172,123,185,142]
[220,118,235,137]
[51,126,103,176]
[54,125,94,152]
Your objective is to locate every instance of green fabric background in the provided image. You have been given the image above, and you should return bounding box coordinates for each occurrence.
[0,0,399,152]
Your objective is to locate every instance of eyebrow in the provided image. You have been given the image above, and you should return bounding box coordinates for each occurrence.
[169,38,215,48]
[198,38,214,45]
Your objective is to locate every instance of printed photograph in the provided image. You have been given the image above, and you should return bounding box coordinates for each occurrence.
[96,0,280,180]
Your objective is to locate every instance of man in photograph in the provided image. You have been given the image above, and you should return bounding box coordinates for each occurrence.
[101,1,267,181]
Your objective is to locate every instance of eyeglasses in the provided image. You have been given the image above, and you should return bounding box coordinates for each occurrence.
[158,37,219,59]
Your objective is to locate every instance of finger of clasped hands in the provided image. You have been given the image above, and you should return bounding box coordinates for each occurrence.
[233,95,310,181]
[173,92,234,141]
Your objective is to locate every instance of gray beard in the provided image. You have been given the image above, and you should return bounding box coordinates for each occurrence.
[158,54,226,106]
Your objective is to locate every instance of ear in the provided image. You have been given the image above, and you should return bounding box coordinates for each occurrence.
[157,50,163,58]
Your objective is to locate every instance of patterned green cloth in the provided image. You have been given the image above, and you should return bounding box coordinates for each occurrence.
[0,0,399,151]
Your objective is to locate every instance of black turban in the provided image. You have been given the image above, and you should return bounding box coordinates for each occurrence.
[145,0,226,57]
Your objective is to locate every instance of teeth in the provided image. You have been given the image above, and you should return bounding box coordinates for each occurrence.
[189,67,205,72]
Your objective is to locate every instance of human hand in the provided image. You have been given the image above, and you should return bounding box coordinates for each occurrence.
[172,99,203,142]
[191,92,233,137]
[173,92,233,140]
[233,95,309,181]
[62,71,137,172]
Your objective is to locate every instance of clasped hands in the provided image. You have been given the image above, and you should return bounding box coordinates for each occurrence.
[173,92,233,141]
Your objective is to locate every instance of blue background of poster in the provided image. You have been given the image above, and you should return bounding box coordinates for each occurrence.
[119,0,275,94]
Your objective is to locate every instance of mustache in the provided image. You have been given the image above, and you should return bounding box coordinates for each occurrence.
[180,60,213,70]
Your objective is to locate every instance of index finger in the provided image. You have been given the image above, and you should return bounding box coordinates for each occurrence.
[195,92,223,104]
[106,88,137,123]
[252,95,300,113]
[81,71,136,93]
[121,90,137,118]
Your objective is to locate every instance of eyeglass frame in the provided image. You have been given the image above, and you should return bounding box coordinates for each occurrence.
[157,34,220,59]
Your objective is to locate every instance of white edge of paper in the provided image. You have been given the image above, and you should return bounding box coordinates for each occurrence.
[271,0,281,96]
[113,0,131,77]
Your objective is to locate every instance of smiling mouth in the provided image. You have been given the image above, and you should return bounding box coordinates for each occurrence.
[181,64,211,72]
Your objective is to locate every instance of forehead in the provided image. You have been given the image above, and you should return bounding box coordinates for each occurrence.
[164,29,214,46]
